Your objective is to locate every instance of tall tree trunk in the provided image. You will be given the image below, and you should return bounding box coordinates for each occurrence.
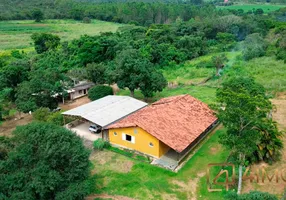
[216,67,220,76]
[237,164,243,194]
[237,152,244,194]
[130,90,134,97]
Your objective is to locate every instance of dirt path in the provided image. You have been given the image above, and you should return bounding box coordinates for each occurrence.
[86,194,136,200]
[60,96,91,111]
[0,113,33,137]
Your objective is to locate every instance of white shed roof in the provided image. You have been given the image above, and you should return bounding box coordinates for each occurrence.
[62,95,147,128]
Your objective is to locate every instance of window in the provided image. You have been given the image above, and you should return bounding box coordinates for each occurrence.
[126,134,132,142]
[122,133,135,144]
[134,129,138,134]
[79,90,83,94]
[114,132,117,136]
[149,142,154,147]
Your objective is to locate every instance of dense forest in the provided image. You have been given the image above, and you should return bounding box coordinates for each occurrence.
[1,0,286,21]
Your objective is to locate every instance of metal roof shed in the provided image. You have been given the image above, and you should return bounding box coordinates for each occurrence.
[62,95,148,128]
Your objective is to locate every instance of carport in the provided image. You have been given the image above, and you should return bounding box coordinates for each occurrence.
[62,95,147,141]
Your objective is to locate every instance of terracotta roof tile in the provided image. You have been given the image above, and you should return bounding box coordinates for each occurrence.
[108,95,217,152]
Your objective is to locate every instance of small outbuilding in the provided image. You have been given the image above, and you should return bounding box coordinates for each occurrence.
[62,95,147,141]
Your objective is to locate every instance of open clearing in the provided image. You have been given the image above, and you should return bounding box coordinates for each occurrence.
[89,128,228,200]
[217,4,285,13]
[0,20,124,50]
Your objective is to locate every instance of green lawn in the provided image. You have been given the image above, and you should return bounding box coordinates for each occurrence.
[217,4,285,13]
[117,85,217,105]
[90,128,229,200]
[0,19,124,50]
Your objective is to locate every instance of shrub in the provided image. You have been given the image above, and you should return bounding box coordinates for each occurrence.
[93,139,110,150]
[224,191,278,200]
[82,17,91,23]
[47,111,64,126]
[88,85,113,101]
[32,107,50,122]
[242,33,267,61]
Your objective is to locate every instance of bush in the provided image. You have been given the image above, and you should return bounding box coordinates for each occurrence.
[33,108,64,126]
[47,111,64,126]
[93,139,110,150]
[32,107,50,122]
[242,33,267,61]
[224,191,278,200]
[88,85,113,101]
[82,17,91,23]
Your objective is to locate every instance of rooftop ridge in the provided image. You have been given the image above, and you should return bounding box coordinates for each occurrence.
[151,94,187,106]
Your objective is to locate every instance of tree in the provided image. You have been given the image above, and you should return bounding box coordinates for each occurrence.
[276,31,286,62]
[211,54,228,76]
[31,33,60,54]
[16,66,67,113]
[88,85,113,101]
[86,63,107,85]
[216,76,282,194]
[0,63,29,94]
[32,9,44,22]
[113,49,167,98]
[242,33,267,61]
[254,8,264,15]
[140,71,167,99]
[0,88,13,121]
[0,122,90,200]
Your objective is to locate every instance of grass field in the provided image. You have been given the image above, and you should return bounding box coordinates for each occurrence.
[90,128,229,200]
[162,51,240,86]
[217,4,285,13]
[0,20,124,50]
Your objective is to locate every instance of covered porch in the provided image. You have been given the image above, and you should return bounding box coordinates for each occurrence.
[67,121,102,141]
[152,120,219,171]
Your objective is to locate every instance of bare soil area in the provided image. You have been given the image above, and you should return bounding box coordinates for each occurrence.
[60,96,91,111]
[86,194,135,200]
[0,113,33,137]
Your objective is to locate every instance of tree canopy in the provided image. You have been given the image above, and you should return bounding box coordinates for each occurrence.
[31,33,60,54]
[113,49,167,98]
[32,9,44,22]
[0,122,90,200]
[88,85,113,101]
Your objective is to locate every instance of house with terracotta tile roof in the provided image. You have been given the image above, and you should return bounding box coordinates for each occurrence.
[107,94,218,170]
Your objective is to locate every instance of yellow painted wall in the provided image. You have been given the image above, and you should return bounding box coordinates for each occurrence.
[159,141,170,157]
[109,127,170,158]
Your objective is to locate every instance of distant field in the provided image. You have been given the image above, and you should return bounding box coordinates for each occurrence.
[217,4,285,13]
[0,20,124,50]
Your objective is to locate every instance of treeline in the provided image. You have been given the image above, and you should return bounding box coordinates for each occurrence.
[0,1,210,24]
